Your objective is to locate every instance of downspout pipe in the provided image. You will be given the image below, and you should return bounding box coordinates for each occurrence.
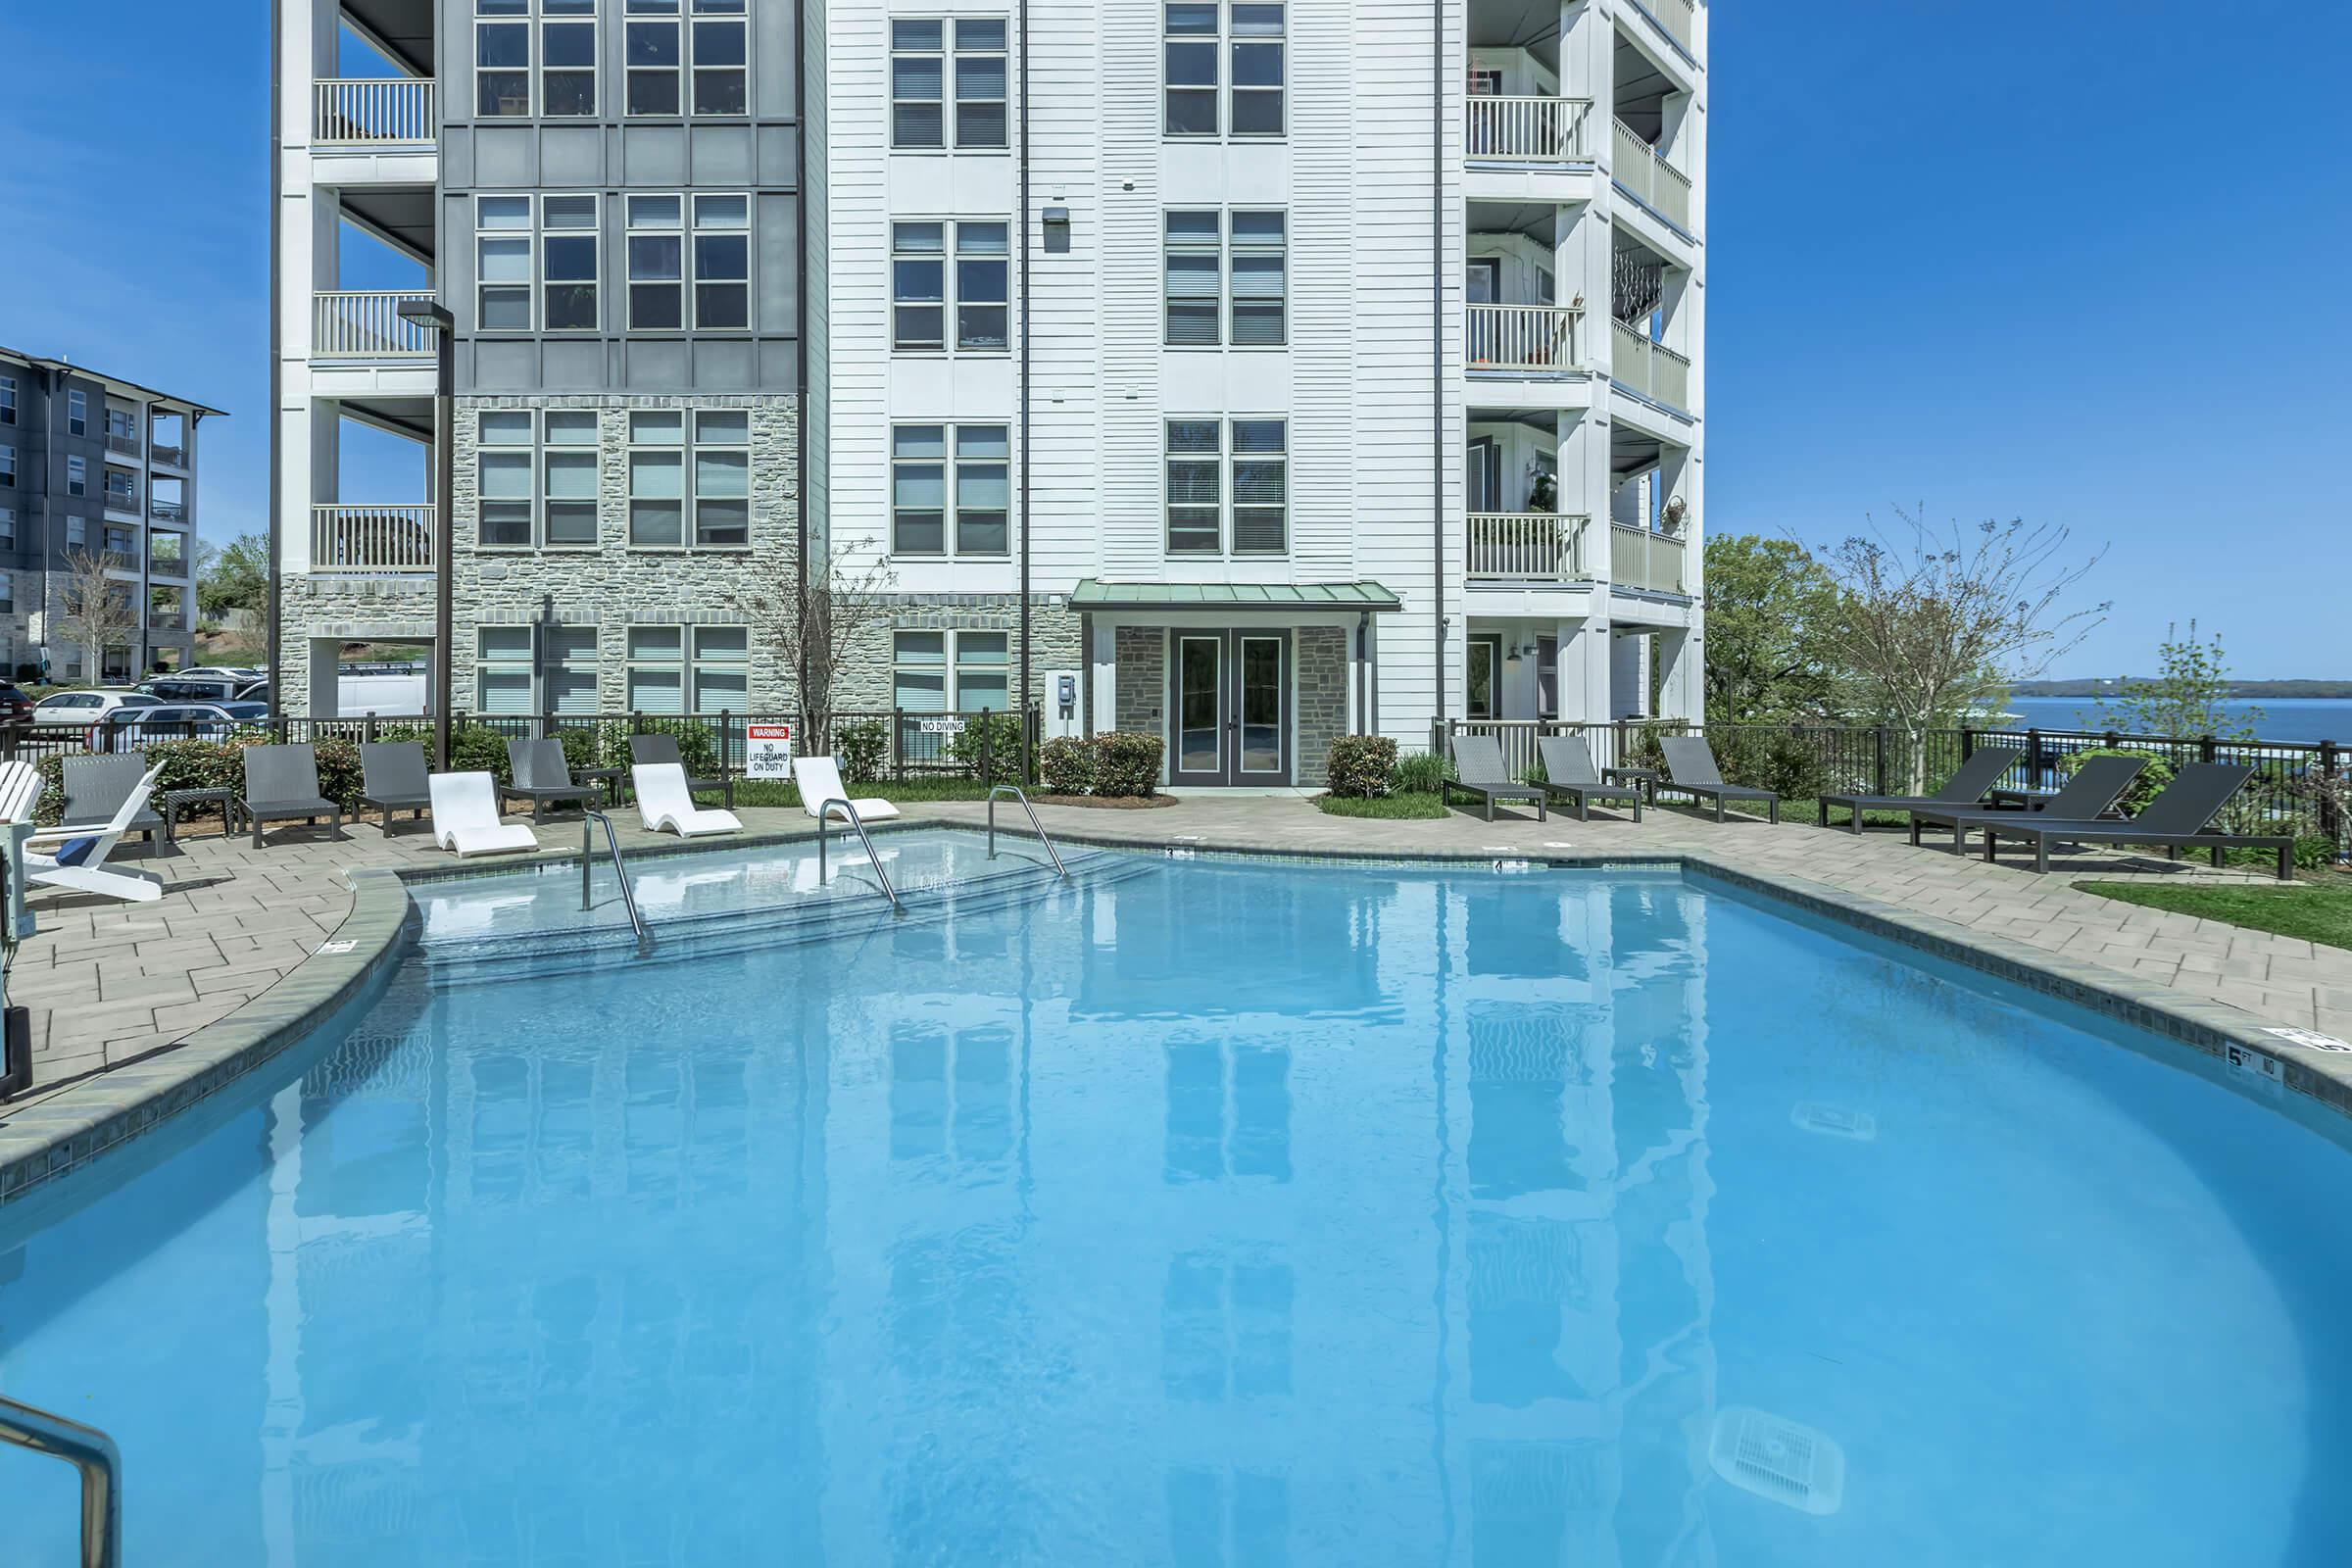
[268,0,283,705]
[795,0,810,718]
[1016,0,1034,775]
[1430,0,1446,725]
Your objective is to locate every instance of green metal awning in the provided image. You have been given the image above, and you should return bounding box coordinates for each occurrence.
[1067,580,1402,612]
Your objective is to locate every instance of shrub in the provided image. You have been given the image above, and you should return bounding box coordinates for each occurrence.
[949,710,1026,780]
[1717,732,1832,802]
[837,718,890,786]
[1326,735,1398,798]
[33,735,368,825]
[2062,746,2173,815]
[1390,750,1454,795]
[552,726,599,772]
[449,724,516,785]
[1091,732,1163,798]
[1039,735,1096,796]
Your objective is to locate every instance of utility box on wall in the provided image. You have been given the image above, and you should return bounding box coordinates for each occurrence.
[1044,670,1082,739]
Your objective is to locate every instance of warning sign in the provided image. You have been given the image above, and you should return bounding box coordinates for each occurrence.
[745,722,795,780]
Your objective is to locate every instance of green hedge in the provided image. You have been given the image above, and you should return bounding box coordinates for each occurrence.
[33,736,368,826]
[1091,732,1164,798]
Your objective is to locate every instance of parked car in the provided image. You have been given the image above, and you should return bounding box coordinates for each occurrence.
[180,665,263,684]
[236,679,270,705]
[0,682,32,723]
[30,690,162,727]
[134,675,244,705]
[90,701,272,753]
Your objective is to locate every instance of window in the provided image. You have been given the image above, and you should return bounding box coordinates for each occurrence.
[893,630,1010,716]
[0,375,14,426]
[0,576,11,614]
[476,196,534,330]
[545,412,600,545]
[67,515,86,549]
[625,0,682,114]
[693,194,751,328]
[476,0,532,117]
[547,625,601,715]
[1165,4,1283,137]
[1165,417,1286,555]
[0,507,14,547]
[67,390,88,437]
[1164,210,1285,347]
[477,411,536,547]
[0,446,12,486]
[480,410,604,548]
[891,223,945,350]
[477,627,535,713]
[956,631,1009,710]
[628,413,684,545]
[895,631,946,714]
[105,407,135,445]
[693,411,750,546]
[626,195,684,328]
[625,624,748,712]
[542,194,599,330]
[103,525,136,563]
[690,0,748,115]
[103,468,138,510]
[890,423,1008,558]
[890,20,945,147]
[956,223,1008,350]
[954,19,1008,148]
[628,410,751,549]
[543,0,598,115]
[66,456,86,497]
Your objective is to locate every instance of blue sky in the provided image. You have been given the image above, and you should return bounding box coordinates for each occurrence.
[0,1,2343,676]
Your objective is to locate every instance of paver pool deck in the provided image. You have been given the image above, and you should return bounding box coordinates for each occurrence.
[3,794,2348,1161]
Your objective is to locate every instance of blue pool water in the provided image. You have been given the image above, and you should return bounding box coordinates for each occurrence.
[5,833,2352,1564]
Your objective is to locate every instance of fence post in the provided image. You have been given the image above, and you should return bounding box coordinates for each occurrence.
[2321,739,2342,847]
[719,710,734,797]
[2027,727,2043,788]
[2199,732,2217,764]
[893,707,906,783]
[1873,727,1887,797]
[1960,724,1975,762]
[980,708,995,788]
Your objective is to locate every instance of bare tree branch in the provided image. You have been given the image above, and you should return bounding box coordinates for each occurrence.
[717,539,897,747]
[56,548,142,682]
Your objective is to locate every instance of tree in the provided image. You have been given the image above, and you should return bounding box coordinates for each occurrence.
[1701,533,1845,724]
[56,549,142,682]
[1824,509,2107,793]
[2095,620,2262,741]
[718,539,898,745]
[198,531,270,619]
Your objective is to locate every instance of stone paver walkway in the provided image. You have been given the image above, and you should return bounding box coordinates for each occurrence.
[4,795,2346,1122]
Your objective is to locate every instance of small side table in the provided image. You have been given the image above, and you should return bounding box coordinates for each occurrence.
[1602,766,1661,807]
[162,787,242,846]
[574,767,625,806]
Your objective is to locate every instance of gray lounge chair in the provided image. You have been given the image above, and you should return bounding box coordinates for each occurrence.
[1973,762,2296,880]
[1909,754,2143,853]
[501,737,605,822]
[629,732,731,809]
[1817,746,2025,834]
[59,752,165,845]
[243,743,344,848]
[1535,736,1642,822]
[1441,735,1547,822]
[359,742,433,830]
[1657,737,1779,823]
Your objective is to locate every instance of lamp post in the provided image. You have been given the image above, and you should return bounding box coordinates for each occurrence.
[396,298,457,769]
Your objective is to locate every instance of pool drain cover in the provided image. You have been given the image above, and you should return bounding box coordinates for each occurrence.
[1789,1102,1878,1142]
[1708,1407,1844,1515]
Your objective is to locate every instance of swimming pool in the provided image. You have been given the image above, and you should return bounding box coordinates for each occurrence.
[4,832,2350,1564]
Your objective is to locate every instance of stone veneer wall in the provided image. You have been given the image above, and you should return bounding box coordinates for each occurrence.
[1113,627,1165,738]
[831,594,1083,715]
[276,576,435,712]
[1295,626,1347,785]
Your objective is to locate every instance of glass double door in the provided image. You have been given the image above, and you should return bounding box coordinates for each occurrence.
[1170,630,1290,787]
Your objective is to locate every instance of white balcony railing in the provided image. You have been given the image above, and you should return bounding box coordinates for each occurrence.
[1465,305,1582,373]
[1611,319,1692,411]
[1633,0,1696,55]
[1611,523,1689,596]
[313,292,439,360]
[106,432,140,459]
[1467,513,1591,582]
[1612,118,1693,231]
[1465,96,1592,163]
[313,78,438,145]
[312,505,436,573]
[149,443,185,468]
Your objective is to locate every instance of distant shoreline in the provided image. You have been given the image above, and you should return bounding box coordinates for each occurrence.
[2014,680,2352,699]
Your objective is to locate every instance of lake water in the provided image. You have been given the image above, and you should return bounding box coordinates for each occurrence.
[2004,697,2352,746]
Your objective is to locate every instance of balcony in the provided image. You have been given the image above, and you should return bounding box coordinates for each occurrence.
[314,78,437,145]
[150,500,188,524]
[1466,96,1592,164]
[1610,319,1691,411]
[1467,513,1591,582]
[1628,0,1696,58]
[1611,118,1692,232]
[149,613,187,634]
[150,443,186,468]
[1466,305,1583,375]
[1611,523,1688,595]
[313,505,436,573]
[315,292,438,361]
[102,490,141,516]
[106,432,140,459]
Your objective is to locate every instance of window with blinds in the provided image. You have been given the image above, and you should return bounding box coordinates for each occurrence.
[1166,210,1285,347]
[1165,212,1222,346]
[1166,418,1286,556]
[891,21,946,147]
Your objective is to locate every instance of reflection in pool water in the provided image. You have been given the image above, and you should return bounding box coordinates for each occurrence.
[3,841,2350,1564]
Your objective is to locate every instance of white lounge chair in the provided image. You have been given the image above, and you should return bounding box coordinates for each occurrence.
[0,760,42,824]
[793,755,900,823]
[632,762,743,838]
[24,763,167,903]
[428,771,540,858]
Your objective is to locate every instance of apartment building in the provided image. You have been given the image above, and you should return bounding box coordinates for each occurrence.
[0,346,219,682]
[272,0,804,718]
[815,0,1704,783]
[273,0,1706,776]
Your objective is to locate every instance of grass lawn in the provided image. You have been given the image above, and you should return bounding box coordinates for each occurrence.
[730,776,1004,809]
[1315,791,1450,820]
[2071,874,2352,954]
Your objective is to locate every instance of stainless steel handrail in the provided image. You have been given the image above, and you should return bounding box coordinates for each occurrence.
[578,808,650,949]
[814,798,903,913]
[0,1395,122,1568]
[985,784,1067,878]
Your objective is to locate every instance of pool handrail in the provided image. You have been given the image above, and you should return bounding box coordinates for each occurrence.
[814,797,904,914]
[578,808,651,950]
[0,1393,122,1568]
[985,784,1067,878]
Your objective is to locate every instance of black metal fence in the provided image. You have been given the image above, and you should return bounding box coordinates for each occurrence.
[1432,717,2348,845]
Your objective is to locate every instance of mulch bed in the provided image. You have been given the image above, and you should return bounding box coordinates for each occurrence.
[1030,793,1182,809]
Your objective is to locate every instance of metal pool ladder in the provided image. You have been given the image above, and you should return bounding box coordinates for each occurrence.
[986,785,1068,878]
[579,808,651,950]
[0,1394,122,1568]
[814,799,904,914]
